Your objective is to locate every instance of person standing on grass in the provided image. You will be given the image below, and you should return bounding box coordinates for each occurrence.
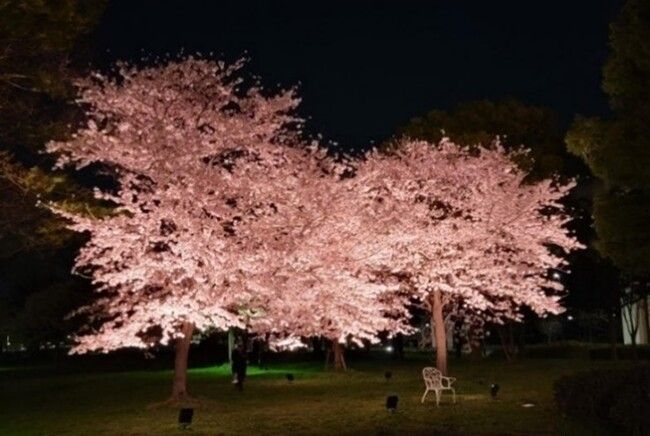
[231,343,247,391]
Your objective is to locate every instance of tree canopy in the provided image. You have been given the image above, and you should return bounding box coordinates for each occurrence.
[0,0,106,350]
[398,98,582,179]
[566,0,650,279]
[47,58,581,388]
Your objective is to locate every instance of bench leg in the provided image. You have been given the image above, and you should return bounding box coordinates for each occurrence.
[421,389,429,404]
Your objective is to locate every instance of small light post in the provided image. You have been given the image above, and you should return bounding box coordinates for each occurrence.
[490,383,500,399]
[178,408,194,429]
[385,395,399,412]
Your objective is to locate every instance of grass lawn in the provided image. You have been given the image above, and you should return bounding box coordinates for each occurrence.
[0,354,624,435]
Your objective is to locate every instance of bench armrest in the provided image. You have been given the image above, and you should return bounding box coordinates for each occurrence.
[441,376,456,387]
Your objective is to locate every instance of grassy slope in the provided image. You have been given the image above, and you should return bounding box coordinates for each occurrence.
[0,355,623,435]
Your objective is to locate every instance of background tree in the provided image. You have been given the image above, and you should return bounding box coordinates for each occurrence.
[47,58,326,403]
[0,153,98,257]
[566,0,650,345]
[397,98,583,179]
[17,283,83,351]
[0,0,107,253]
[398,92,622,354]
[0,0,106,152]
[0,0,106,352]
[241,159,413,370]
[355,139,581,374]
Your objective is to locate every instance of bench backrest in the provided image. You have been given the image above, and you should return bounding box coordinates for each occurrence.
[422,367,443,389]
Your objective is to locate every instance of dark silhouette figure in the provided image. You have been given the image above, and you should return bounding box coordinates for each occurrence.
[231,344,247,391]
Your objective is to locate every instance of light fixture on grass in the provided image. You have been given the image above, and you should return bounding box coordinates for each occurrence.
[178,408,193,429]
[385,395,399,412]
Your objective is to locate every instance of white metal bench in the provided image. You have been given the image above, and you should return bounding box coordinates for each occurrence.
[421,367,456,406]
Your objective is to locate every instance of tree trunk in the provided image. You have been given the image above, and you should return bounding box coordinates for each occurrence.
[467,327,483,360]
[332,341,347,371]
[312,336,324,359]
[393,333,405,361]
[610,287,620,361]
[508,322,516,356]
[629,303,640,362]
[324,347,331,369]
[629,327,639,362]
[641,295,650,344]
[253,336,268,368]
[430,291,448,375]
[227,328,235,364]
[497,326,513,361]
[516,323,526,354]
[610,310,619,360]
[622,297,640,362]
[171,322,194,400]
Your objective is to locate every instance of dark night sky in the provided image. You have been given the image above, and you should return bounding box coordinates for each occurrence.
[92,0,623,150]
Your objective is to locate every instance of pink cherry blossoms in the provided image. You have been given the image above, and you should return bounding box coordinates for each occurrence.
[46,58,309,352]
[348,140,583,372]
[355,139,582,319]
[48,58,582,380]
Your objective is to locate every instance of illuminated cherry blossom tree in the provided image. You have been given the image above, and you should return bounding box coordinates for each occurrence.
[46,58,315,402]
[47,57,412,398]
[47,56,581,392]
[352,139,583,374]
[238,161,412,369]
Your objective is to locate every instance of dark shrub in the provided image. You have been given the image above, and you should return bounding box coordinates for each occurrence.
[522,342,591,359]
[590,345,650,360]
[488,342,650,360]
[554,366,650,435]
